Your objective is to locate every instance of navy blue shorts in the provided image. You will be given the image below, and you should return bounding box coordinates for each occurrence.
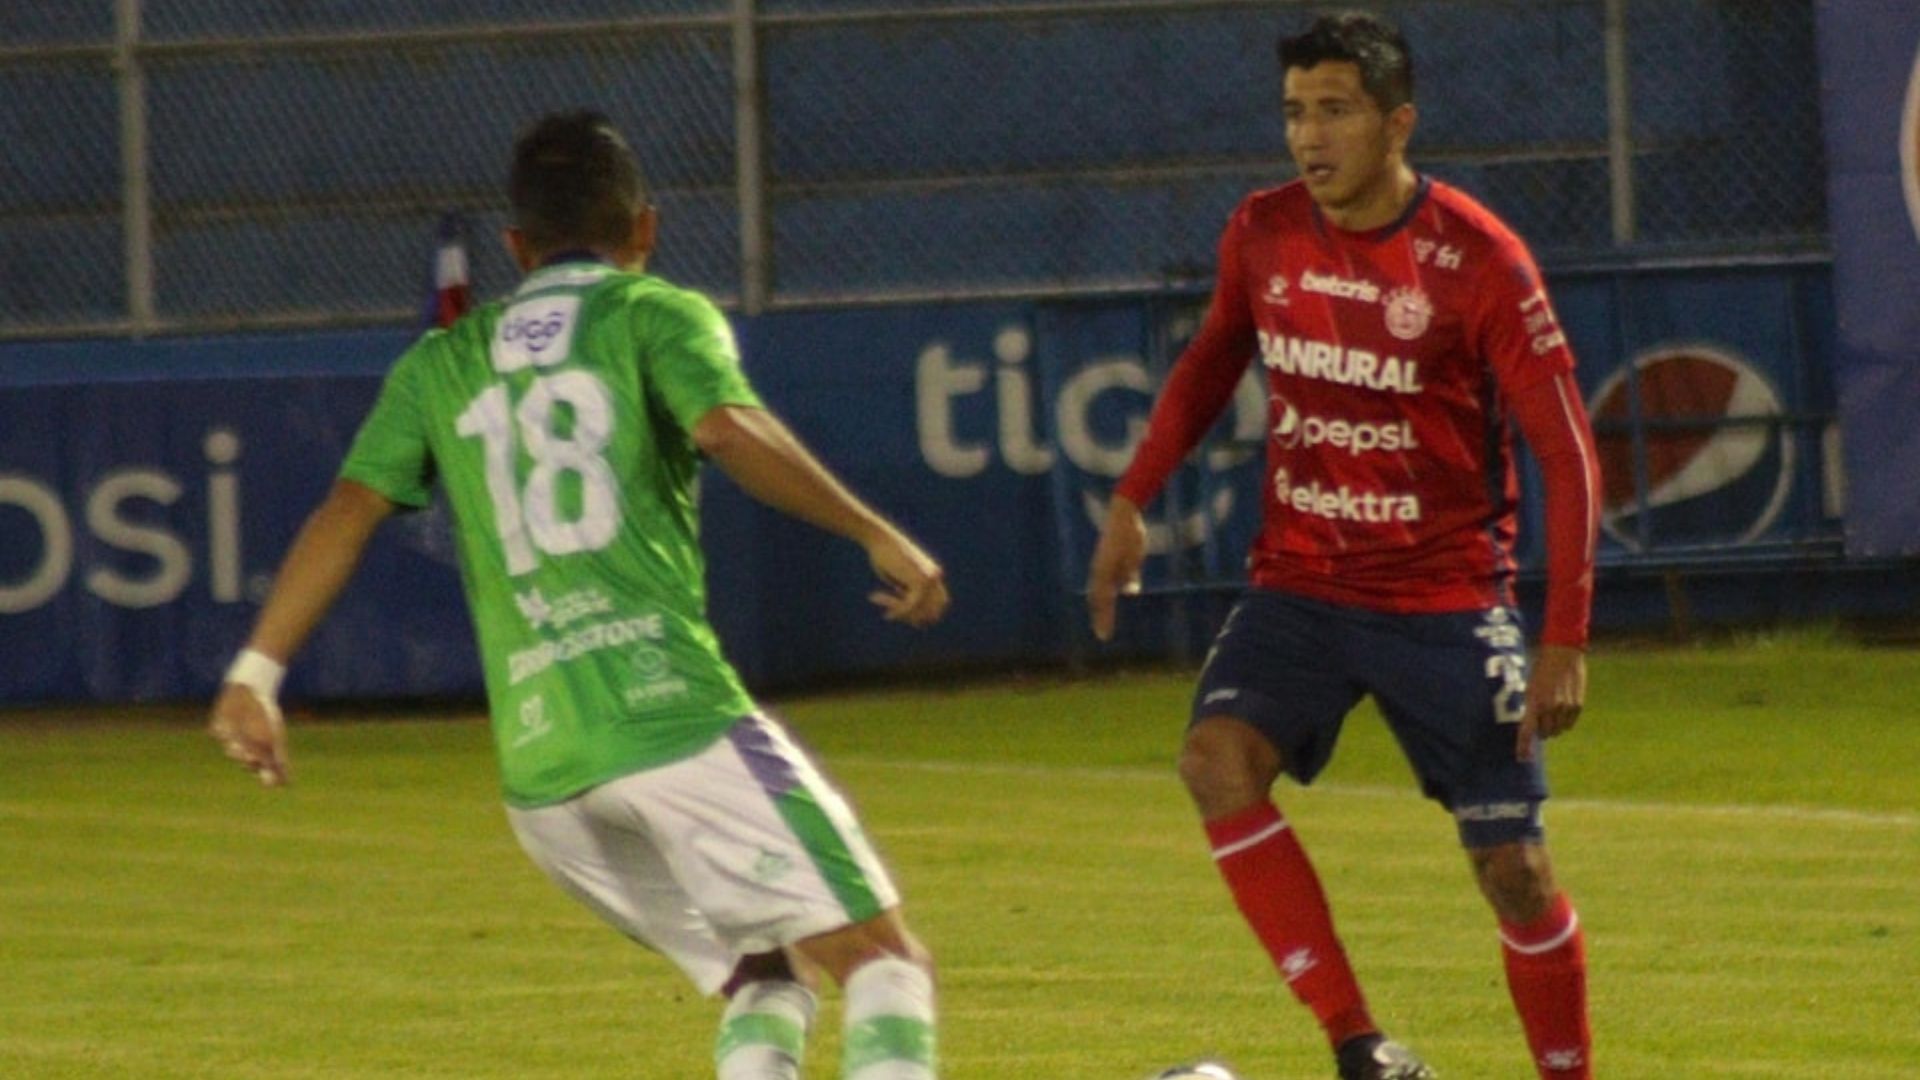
[1192,589,1547,848]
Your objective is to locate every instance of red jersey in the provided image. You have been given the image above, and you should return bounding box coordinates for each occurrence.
[1116,177,1600,645]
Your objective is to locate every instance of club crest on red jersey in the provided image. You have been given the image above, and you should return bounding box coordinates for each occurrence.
[1383,286,1433,341]
[1904,39,1920,245]
[1262,274,1291,307]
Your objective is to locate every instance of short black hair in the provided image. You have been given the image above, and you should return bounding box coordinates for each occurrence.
[508,110,650,254]
[1278,10,1414,112]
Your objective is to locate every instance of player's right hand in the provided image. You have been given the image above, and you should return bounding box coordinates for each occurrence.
[1087,494,1147,642]
[866,529,950,629]
[209,683,291,788]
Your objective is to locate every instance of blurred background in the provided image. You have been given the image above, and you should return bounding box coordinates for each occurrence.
[1,0,1915,702]
[0,0,1829,328]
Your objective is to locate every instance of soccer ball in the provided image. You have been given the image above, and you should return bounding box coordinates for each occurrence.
[1150,1064,1240,1080]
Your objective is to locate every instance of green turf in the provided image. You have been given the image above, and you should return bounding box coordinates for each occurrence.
[2,634,1914,1078]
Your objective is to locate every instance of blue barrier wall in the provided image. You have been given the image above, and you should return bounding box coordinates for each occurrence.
[2,263,1888,705]
[1816,1,1920,556]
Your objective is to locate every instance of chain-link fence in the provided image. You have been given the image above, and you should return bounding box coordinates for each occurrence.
[0,0,1828,338]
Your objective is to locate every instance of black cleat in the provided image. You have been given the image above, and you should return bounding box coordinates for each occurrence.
[1336,1034,1436,1080]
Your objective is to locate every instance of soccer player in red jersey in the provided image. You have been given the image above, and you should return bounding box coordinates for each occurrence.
[1087,12,1599,1080]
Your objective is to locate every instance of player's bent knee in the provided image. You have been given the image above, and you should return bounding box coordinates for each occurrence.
[1469,841,1557,923]
[1174,741,1233,800]
[1178,717,1282,816]
[795,909,931,986]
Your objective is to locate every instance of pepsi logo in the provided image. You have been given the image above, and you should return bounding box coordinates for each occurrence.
[1905,41,1920,245]
[1587,344,1795,550]
[1272,394,1303,448]
[1268,393,1418,455]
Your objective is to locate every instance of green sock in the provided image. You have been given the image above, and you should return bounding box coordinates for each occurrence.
[715,979,814,1080]
[841,958,936,1079]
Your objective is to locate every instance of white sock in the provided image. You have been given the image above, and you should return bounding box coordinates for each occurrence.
[715,979,816,1080]
[841,957,937,1080]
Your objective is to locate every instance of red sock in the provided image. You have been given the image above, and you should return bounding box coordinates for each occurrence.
[1204,801,1374,1049]
[1500,892,1591,1078]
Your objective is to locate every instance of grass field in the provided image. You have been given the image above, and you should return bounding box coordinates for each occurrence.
[3,632,1916,1078]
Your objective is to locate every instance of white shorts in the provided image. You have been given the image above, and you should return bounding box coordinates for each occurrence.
[505,711,901,996]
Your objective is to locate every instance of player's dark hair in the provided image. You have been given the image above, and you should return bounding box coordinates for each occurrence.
[1278,10,1414,112]
[508,110,650,254]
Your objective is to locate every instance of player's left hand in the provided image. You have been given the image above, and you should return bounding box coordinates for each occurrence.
[1518,644,1585,762]
[209,683,291,787]
[865,528,950,628]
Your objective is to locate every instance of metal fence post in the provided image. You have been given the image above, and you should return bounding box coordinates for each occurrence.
[114,0,155,333]
[733,0,770,314]
[1605,0,1636,246]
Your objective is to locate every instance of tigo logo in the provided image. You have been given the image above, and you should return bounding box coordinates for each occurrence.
[492,297,581,373]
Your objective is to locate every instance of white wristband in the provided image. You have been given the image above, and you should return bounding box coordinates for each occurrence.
[224,648,286,701]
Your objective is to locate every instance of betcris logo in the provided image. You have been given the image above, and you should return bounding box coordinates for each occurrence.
[1587,344,1794,550]
[1905,40,1920,245]
[915,321,1266,553]
[0,430,251,614]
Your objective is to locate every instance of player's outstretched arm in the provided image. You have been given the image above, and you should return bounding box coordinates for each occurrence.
[1086,494,1147,642]
[692,404,948,628]
[209,479,397,786]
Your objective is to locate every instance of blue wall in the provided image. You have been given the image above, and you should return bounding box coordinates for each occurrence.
[1817,0,1920,556]
[2,264,1888,705]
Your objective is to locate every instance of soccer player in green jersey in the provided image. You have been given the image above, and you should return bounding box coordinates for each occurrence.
[209,110,948,1080]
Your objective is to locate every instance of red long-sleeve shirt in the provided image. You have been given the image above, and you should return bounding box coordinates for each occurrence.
[1116,177,1601,646]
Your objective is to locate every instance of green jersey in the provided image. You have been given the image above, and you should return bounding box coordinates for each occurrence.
[340,260,760,807]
